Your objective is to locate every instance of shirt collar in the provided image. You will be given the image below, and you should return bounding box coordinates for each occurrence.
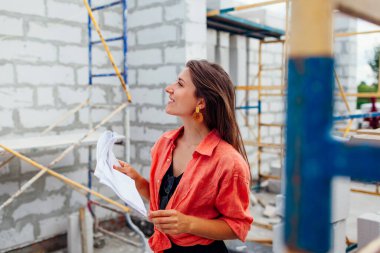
[195,129,221,156]
[163,126,221,157]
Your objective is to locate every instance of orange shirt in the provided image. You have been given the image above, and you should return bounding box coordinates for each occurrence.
[148,127,253,252]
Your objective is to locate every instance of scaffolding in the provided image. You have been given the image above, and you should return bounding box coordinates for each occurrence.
[210,1,380,250]
[0,0,146,251]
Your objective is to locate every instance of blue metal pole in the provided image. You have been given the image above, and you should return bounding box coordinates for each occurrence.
[92,73,123,78]
[88,0,93,86]
[333,111,380,121]
[91,36,124,45]
[91,0,123,11]
[236,105,259,110]
[122,0,128,85]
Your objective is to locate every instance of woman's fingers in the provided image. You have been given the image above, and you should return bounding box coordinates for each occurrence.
[149,209,176,218]
[151,216,176,224]
[112,164,130,176]
[118,159,127,167]
[113,162,140,181]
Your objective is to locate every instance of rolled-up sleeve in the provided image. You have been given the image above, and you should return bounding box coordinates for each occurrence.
[215,167,253,241]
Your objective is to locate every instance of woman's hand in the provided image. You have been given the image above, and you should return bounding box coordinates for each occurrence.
[113,160,150,201]
[113,160,141,181]
[149,209,192,235]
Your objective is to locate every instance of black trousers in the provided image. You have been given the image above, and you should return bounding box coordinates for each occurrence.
[164,240,229,253]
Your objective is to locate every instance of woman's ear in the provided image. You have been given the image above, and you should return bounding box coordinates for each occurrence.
[197,98,206,110]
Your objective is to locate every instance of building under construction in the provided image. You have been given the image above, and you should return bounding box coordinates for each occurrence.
[0,0,380,252]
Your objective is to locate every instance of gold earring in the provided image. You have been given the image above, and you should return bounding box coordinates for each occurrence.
[192,106,203,123]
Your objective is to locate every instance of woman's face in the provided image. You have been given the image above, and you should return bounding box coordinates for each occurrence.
[165,68,199,117]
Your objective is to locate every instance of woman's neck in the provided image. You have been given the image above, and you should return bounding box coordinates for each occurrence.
[180,118,210,146]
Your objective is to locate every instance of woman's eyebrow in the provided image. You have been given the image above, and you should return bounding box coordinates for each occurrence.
[178,77,186,84]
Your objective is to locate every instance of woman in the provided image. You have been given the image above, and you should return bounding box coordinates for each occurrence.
[114,60,253,253]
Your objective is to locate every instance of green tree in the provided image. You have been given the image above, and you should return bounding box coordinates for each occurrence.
[368,46,380,81]
[356,46,380,109]
[357,81,378,109]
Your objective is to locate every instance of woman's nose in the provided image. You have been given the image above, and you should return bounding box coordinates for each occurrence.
[165,84,174,94]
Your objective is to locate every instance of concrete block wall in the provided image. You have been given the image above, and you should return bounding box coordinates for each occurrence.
[334,13,357,116]
[127,0,207,179]
[0,0,129,250]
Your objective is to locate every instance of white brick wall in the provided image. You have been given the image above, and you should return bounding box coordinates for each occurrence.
[0,40,57,63]
[131,87,163,105]
[47,0,87,24]
[138,107,177,124]
[0,16,23,36]
[76,67,88,85]
[187,0,206,22]
[17,65,75,85]
[138,66,177,85]
[45,176,65,192]
[90,86,108,104]
[128,48,162,66]
[0,0,132,250]
[128,6,163,28]
[103,10,122,28]
[137,0,164,8]
[0,0,45,16]
[216,31,230,71]
[130,126,164,142]
[38,216,67,239]
[164,46,186,64]
[28,22,82,44]
[0,181,19,197]
[137,25,177,45]
[19,108,75,128]
[0,110,14,128]
[20,151,75,173]
[139,145,151,162]
[0,223,34,250]
[69,190,87,208]
[186,43,207,62]
[164,2,185,22]
[57,86,88,105]
[37,87,55,106]
[12,194,66,220]
[59,45,87,65]
[91,46,112,67]
[0,64,14,85]
[0,87,34,109]
[79,107,122,124]
[183,23,206,43]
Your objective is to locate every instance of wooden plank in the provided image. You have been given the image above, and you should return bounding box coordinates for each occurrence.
[0,132,125,154]
[290,0,333,57]
[0,144,131,214]
[334,0,380,26]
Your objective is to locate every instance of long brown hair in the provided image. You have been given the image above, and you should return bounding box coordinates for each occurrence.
[186,60,249,167]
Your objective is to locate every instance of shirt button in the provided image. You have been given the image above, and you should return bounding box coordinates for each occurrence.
[167,158,171,162]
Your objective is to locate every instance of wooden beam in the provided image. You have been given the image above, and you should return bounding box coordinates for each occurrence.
[334,0,380,26]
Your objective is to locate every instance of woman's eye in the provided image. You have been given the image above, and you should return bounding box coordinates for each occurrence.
[177,82,183,87]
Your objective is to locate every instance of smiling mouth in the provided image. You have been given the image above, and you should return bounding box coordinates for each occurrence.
[169,97,175,103]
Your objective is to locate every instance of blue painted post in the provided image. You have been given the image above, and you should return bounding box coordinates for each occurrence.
[285,1,380,252]
[122,0,127,85]
[88,0,92,86]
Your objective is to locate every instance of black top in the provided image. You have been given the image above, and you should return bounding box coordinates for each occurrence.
[159,163,228,253]
[159,163,183,210]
